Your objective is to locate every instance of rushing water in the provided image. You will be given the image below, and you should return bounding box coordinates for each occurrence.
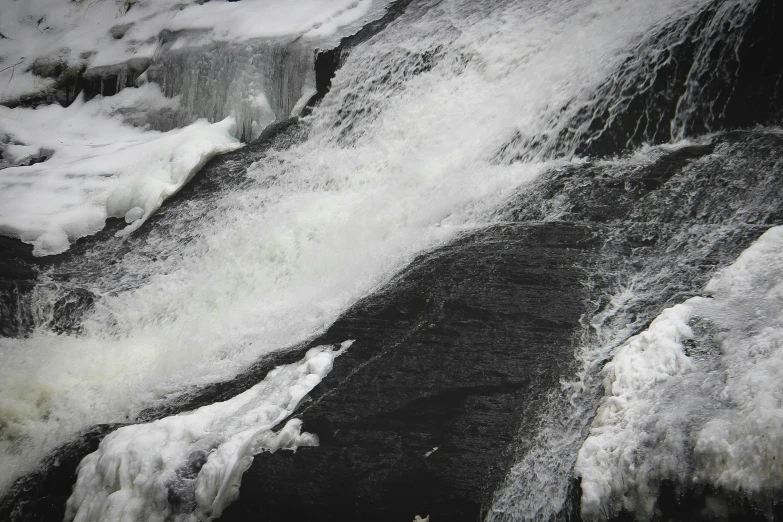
[0,0,779,520]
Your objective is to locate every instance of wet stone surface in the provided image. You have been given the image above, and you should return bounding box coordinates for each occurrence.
[221,222,599,522]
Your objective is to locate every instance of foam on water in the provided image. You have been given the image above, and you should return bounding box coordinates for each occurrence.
[0,0,761,510]
[576,226,783,519]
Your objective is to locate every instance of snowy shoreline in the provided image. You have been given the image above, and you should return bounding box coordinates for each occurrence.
[0,0,392,255]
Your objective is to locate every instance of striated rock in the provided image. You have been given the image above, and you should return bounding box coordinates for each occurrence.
[221,222,599,522]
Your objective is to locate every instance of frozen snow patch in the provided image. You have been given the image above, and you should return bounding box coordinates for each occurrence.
[576,226,783,519]
[65,341,352,522]
[0,0,383,85]
[0,87,240,255]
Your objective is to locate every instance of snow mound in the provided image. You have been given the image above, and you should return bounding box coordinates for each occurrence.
[576,226,783,519]
[65,342,351,522]
[0,86,241,255]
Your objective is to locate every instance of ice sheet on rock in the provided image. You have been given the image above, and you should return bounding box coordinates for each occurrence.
[65,343,350,522]
[0,87,240,255]
[0,0,386,105]
[693,228,783,493]
[146,39,316,141]
[576,226,783,519]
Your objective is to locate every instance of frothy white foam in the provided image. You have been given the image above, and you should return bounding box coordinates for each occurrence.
[65,342,350,522]
[576,226,783,519]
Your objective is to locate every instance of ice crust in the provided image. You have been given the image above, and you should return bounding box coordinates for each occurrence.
[576,226,783,519]
[0,86,241,255]
[65,343,350,522]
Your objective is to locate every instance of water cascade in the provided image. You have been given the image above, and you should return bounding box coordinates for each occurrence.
[0,0,781,520]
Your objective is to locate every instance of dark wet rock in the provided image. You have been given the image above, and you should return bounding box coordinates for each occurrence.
[0,235,41,337]
[219,222,598,522]
[576,0,783,158]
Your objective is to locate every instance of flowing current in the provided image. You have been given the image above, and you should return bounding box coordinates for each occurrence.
[0,0,773,520]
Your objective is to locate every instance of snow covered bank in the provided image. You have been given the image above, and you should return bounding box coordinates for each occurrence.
[0,1,399,254]
[0,0,381,105]
[0,87,241,255]
[65,342,350,522]
[576,226,783,519]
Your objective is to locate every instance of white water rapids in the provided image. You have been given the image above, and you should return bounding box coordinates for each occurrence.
[0,0,772,520]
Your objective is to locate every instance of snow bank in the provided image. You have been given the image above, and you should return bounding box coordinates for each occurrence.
[693,228,783,493]
[65,342,350,522]
[576,226,783,519]
[0,0,381,104]
[0,1,394,253]
[0,86,240,255]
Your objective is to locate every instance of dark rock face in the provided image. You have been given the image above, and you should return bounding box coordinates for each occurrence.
[221,222,599,522]
[218,131,783,522]
[577,0,783,158]
[497,0,783,161]
[0,236,38,337]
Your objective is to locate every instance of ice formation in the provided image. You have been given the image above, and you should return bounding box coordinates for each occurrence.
[145,39,317,141]
[0,0,379,103]
[576,226,783,519]
[65,343,350,522]
[0,87,240,255]
[0,0,393,255]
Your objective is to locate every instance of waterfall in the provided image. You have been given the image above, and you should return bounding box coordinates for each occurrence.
[0,0,780,520]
